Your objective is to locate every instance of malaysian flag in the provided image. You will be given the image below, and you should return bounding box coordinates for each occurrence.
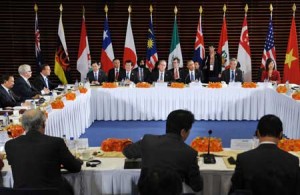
[193,13,205,65]
[261,15,276,68]
[35,4,43,72]
[146,14,158,70]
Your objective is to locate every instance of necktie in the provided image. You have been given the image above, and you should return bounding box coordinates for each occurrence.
[94,72,98,81]
[160,72,163,81]
[174,69,179,79]
[115,70,119,81]
[45,77,49,88]
[139,68,143,81]
[231,70,235,82]
[8,90,16,102]
[191,72,195,81]
[126,72,130,80]
[26,80,31,87]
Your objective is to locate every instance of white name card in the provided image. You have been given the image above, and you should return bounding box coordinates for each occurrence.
[154,82,168,88]
[257,82,272,88]
[230,139,254,151]
[45,105,53,113]
[61,97,67,103]
[189,82,202,88]
[228,82,242,87]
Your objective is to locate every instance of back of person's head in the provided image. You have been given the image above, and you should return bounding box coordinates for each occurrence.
[138,168,182,195]
[257,114,282,138]
[166,109,195,135]
[22,109,46,133]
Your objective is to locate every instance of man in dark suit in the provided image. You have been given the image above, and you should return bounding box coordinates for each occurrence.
[169,57,183,82]
[181,60,203,84]
[124,60,138,84]
[86,61,107,85]
[151,60,172,83]
[133,58,151,83]
[107,58,126,82]
[221,58,244,84]
[5,109,82,195]
[229,114,300,195]
[0,74,30,108]
[33,64,59,91]
[123,109,203,193]
[12,64,49,101]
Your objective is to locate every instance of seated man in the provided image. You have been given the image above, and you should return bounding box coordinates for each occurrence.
[33,64,59,91]
[0,74,30,108]
[169,57,183,82]
[229,114,300,195]
[221,58,243,84]
[123,109,203,192]
[86,61,107,85]
[124,60,138,84]
[181,60,203,84]
[133,58,151,83]
[107,58,126,82]
[5,109,82,195]
[150,60,172,83]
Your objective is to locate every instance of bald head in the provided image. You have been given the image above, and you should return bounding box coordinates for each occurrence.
[22,109,46,133]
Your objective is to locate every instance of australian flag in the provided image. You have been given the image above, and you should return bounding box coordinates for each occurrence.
[35,11,43,72]
[146,15,158,70]
[193,14,205,65]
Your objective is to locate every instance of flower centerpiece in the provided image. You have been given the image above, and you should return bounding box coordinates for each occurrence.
[190,137,223,152]
[242,82,257,88]
[276,86,288,93]
[51,99,64,109]
[65,91,76,100]
[102,82,118,88]
[170,82,185,88]
[136,82,151,88]
[4,124,25,138]
[278,139,300,151]
[207,82,222,88]
[101,138,133,152]
[292,91,300,100]
[78,86,88,93]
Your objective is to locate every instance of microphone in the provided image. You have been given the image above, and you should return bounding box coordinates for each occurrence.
[203,129,216,164]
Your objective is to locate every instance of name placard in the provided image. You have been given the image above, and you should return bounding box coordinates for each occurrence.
[228,82,242,87]
[154,82,168,88]
[230,139,254,151]
[189,82,202,88]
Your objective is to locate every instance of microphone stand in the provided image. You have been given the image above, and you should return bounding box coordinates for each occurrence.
[203,130,216,164]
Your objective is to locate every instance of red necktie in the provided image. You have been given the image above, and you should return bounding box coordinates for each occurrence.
[115,70,119,81]
[174,69,179,79]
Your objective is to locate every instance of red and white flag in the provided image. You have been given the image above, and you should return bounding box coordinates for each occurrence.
[123,14,137,68]
[77,14,91,82]
[237,14,252,82]
[218,14,230,69]
[101,15,114,73]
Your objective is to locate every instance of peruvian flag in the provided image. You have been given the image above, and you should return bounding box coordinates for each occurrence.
[237,14,252,82]
[123,14,137,68]
[218,14,230,69]
[77,14,91,82]
[101,15,114,73]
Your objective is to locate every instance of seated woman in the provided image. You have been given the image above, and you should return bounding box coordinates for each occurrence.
[261,58,281,84]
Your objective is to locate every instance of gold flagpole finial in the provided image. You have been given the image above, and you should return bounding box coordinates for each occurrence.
[59,4,63,12]
[34,4,38,12]
[270,4,273,13]
[104,4,108,18]
[174,6,178,15]
[82,6,85,16]
[128,5,132,14]
[150,4,153,14]
[223,4,227,13]
[199,6,203,14]
[245,4,248,13]
[293,3,296,15]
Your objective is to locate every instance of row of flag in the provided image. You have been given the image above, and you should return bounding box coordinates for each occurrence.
[35,4,300,84]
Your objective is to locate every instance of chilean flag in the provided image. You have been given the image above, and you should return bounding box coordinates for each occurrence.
[123,14,137,68]
[101,15,115,73]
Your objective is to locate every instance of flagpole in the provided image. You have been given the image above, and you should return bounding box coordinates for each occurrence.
[223,4,226,17]
[105,4,108,18]
[293,3,296,17]
[270,4,273,19]
[150,4,153,23]
[245,4,248,17]
[174,6,177,20]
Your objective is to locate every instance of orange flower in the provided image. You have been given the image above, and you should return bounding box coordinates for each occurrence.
[190,137,223,152]
[136,82,151,88]
[102,82,118,88]
[101,138,133,152]
[5,124,25,138]
[292,91,300,100]
[207,82,222,88]
[276,86,288,93]
[78,87,88,93]
[242,82,257,88]
[51,99,64,109]
[170,82,185,88]
[278,139,300,151]
[65,92,76,100]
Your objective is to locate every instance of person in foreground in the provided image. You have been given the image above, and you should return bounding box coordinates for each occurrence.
[123,109,203,192]
[5,109,82,195]
[229,114,300,195]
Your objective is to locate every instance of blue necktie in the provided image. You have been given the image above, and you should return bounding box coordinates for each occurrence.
[231,70,235,82]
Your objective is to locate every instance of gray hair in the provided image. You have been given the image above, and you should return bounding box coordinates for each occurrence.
[18,64,31,75]
[21,109,46,132]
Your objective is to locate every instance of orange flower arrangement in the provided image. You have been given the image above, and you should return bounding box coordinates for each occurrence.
[292,91,300,100]
[190,137,223,152]
[276,86,288,93]
[4,124,25,138]
[78,86,88,93]
[65,92,76,100]
[207,82,222,88]
[101,138,133,152]
[51,99,64,109]
[102,82,118,88]
[170,82,185,88]
[242,82,257,88]
[136,82,151,88]
[278,139,300,151]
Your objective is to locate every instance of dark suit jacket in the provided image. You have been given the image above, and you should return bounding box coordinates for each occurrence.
[180,69,203,84]
[150,70,172,83]
[86,70,107,84]
[203,52,222,82]
[33,74,59,91]
[169,68,183,82]
[107,68,126,82]
[221,69,244,84]
[133,67,151,83]
[124,71,139,84]
[0,85,22,108]
[5,130,82,195]
[123,133,203,192]
[230,144,300,195]
[12,77,40,101]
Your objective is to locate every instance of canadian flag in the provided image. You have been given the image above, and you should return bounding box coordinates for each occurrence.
[77,14,91,82]
[123,14,137,68]
[218,14,230,69]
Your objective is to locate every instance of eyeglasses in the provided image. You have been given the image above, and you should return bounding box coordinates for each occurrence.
[27,71,32,73]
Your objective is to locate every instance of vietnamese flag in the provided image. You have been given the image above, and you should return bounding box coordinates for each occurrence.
[284,14,300,84]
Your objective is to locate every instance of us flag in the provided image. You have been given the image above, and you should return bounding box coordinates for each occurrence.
[261,15,276,68]
[35,5,43,72]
